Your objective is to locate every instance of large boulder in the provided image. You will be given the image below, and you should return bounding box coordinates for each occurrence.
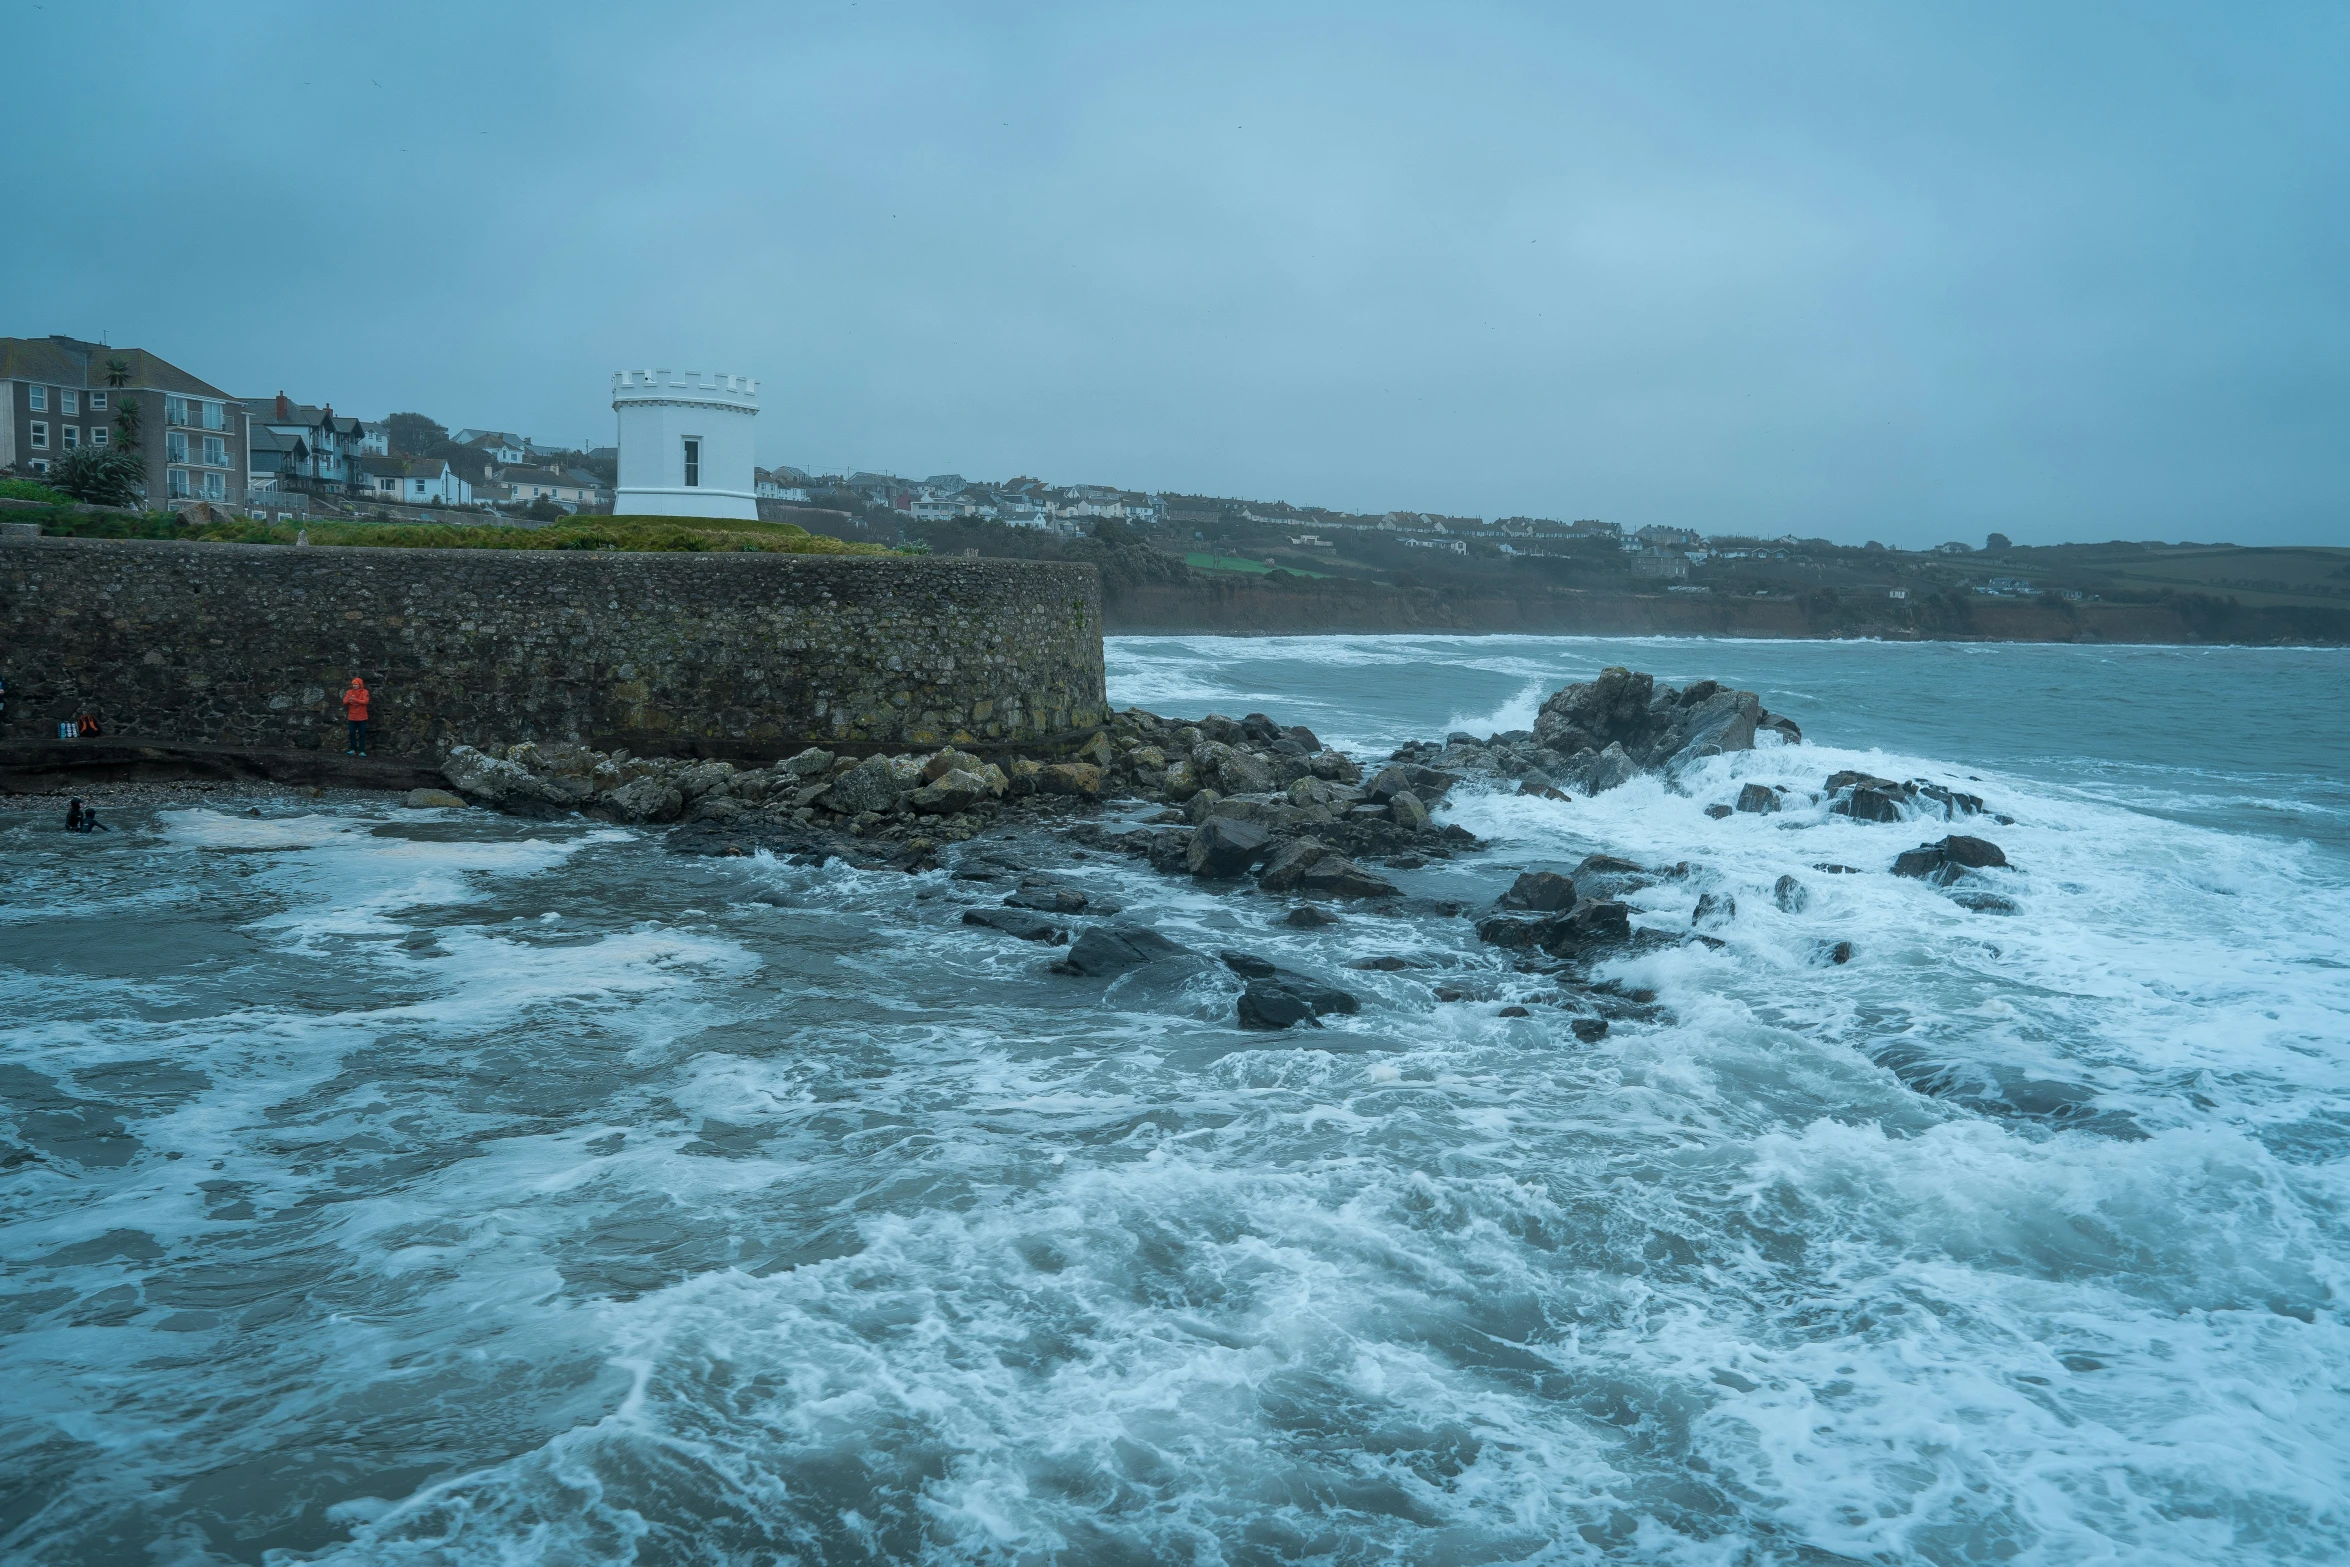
[1187,816,1271,878]
[821,755,911,816]
[910,767,993,815]
[961,907,1069,943]
[1893,835,2009,885]
[1533,667,1794,780]
[1194,742,1274,797]
[1584,743,1639,795]
[1037,762,1104,798]
[1237,976,1359,1031]
[1498,870,1577,912]
[1054,925,1189,977]
[1256,835,1330,893]
[442,744,575,809]
[1474,899,1633,959]
[1293,853,1400,900]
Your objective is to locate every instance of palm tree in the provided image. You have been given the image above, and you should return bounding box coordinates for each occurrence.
[104,356,131,388]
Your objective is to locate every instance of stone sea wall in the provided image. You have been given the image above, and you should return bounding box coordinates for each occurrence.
[0,536,1106,757]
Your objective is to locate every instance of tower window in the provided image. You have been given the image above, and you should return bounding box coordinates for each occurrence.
[683,437,700,487]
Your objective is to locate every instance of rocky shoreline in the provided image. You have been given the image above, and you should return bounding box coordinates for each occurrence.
[426,666,2022,1035]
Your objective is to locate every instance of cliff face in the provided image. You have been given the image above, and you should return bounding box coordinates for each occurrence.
[1102,579,2349,644]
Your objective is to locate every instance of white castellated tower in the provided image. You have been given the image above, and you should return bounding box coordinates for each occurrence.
[611,368,760,519]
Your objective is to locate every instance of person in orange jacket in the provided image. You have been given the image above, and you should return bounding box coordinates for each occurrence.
[341,677,371,756]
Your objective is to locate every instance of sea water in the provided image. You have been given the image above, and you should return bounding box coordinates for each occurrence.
[2,635,2346,1565]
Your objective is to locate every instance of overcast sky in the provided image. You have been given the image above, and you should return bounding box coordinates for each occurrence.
[10,2,2347,546]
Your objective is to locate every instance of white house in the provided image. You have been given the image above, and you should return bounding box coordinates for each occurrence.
[611,368,758,519]
[356,455,472,506]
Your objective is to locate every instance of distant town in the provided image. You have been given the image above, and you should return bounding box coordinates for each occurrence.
[6,332,2346,632]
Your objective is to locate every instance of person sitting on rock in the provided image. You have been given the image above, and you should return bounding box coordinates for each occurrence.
[74,712,103,737]
[341,677,371,757]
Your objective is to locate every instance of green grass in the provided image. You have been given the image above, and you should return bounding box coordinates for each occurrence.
[1184,551,1331,579]
[30,510,904,556]
[0,478,68,503]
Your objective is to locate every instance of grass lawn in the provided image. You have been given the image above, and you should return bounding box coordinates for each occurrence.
[1184,551,1331,579]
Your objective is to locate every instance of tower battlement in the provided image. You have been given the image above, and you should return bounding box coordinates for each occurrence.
[611,368,759,408]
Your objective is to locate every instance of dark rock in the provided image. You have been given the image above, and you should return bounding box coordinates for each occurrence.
[1235,970,1361,1030]
[1054,925,1189,976]
[1498,1005,1532,1018]
[1187,815,1271,878]
[1758,713,1803,744]
[1893,834,2009,884]
[1772,874,1810,912]
[1285,725,1323,751]
[1821,940,1855,965]
[1004,885,1088,914]
[1240,713,1284,745]
[1475,915,1546,950]
[1704,804,1734,819]
[1584,743,1639,795]
[1692,892,1735,929]
[1219,950,1278,979]
[1498,870,1577,913]
[1516,777,1571,802]
[962,907,1069,943]
[1387,790,1431,831]
[1571,1017,1610,1042]
[1839,786,1906,823]
[1382,853,1429,870]
[1735,783,1781,815]
[1950,891,2020,915]
[1813,862,1862,875]
[1532,666,1784,777]
[1295,853,1401,900]
[1571,853,1652,901]
[1349,955,1415,971]
[1284,905,1340,928]
[1540,901,1633,957]
[1916,783,1986,819]
[1256,835,1330,893]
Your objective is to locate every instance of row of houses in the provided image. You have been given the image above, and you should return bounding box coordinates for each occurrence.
[0,335,611,516]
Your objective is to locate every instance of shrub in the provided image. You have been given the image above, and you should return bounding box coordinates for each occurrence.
[45,446,147,507]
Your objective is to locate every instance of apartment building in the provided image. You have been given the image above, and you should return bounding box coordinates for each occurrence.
[0,335,248,503]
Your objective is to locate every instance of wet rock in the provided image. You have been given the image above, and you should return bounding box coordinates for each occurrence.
[1218,950,1278,979]
[1195,743,1274,797]
[1188,816,1272,878]
[1571,853,1653,901]
[777,747,834,780]
[921,748,985,782]
[1735,783,1781,815]
[1813,862,1862,875]
[1004,884,1088,914]
[1054,925,1188,976]
[1516,777,1571,802]
[1498,870,1577,913]
[443,744,576,810]
[1819,939,1855,965]
[1537,900,1634,957]
[1692,892,1735,929]
[1365,763,1457,805]
[404,787,466,809]
[910,767,993,815]
[1256,835,1330,893]
[1037,762,1104,798]
[1704,804,1734,819]
[1584,743,1639,795]
[1498,1005,1532,1018]
[1475,914,1547,950]
[1294,853,1401,900]
[603,773,685,823]
[1307,751,1362,784]
[1388,790,1431,831]
[821,755,910,816]
[962,907,1069,943]
[1772,874,1810,912]
[1571,1018,1610,1042]
[1533,666,1791,777]
[1349,955,1416,972]
[1284,905,1341,928]
[1758,713,1804,744]
[1893,834,2009,884]
[1950,890,2020,915]
[1236,973,1361,1030]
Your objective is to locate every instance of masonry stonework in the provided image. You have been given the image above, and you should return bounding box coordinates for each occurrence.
[0,537,1107,757]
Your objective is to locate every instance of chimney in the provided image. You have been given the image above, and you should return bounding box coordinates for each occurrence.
[322,403,334,424]
[274,391,289,420]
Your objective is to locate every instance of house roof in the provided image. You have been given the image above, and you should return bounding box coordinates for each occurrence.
[250,428,310,459]
[0,336,233,398]
[498,466,576,486]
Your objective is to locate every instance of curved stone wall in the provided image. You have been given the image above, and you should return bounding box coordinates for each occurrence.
[0,537,1106,757]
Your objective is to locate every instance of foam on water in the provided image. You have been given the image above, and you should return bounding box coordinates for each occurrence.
[5,640,2349,1563]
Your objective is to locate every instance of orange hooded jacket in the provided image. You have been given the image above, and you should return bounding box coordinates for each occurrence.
[341,679,370,721]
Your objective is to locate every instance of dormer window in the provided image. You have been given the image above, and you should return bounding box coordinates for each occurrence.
[683,438,700,488]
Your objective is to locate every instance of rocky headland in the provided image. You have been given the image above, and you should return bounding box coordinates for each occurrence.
[435,666,2020,1033]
